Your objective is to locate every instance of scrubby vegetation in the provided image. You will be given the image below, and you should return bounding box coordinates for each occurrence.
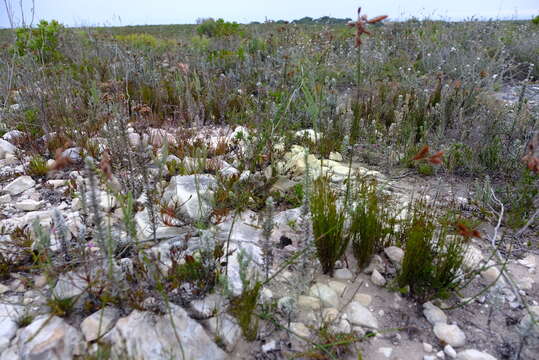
[0,7,538,360]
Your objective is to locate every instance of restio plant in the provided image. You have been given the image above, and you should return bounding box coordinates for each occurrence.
[350,178,397,269]
[397,198,468,300]
[310,176,349,276]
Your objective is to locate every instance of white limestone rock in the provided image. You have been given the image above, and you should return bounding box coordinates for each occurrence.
[433,323,466,347]
[3,176,35,196]
[344,301,378,329]
[107,304,227,360]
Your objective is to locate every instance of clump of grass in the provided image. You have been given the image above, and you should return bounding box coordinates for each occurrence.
[27,155,49,177]
[298,325,359,359]
[397,199,468,300]
[47,296,76,317]
[310,176,349,276]
[350,178,396,269]
[229,250,261,341]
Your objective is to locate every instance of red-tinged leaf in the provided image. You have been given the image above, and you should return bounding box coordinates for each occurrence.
[185,255,195,264]
[471,230,482,239]
[367,15,388,24]
[412,145,430,161]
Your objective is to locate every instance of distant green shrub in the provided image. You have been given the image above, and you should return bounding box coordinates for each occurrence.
[532,15,539,25]
[196,18,243,38]
[14,20,63,63]
[115,33,175,51]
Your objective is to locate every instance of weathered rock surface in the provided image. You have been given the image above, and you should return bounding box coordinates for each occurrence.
[345,301,378,329]
[80,307,120,342]
[107,304,227,360]
[3,176,35,196]
[433,323,466,347]
[162,175,216,222]
[9,315,85,360]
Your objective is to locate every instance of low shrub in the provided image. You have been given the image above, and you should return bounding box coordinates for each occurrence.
[397,198,468,300]
[196,18,244,38]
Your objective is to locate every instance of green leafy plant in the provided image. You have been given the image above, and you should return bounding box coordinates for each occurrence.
[27,155,49,177]
[310,176,349,276]
[196,18,244,38]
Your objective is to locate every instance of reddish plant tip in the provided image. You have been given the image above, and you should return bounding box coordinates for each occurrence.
[348,8,388,48]
[412,145,430,161]
[456,223,481,239]
[428,151,444,165]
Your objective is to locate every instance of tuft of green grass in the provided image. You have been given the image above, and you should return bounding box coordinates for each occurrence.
[310,176,349,276]
[397,199,467,301]
[27,155,49,177]
[47,296,76,317]
[350,178,396,269]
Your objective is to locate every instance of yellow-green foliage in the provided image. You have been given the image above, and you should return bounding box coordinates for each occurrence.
[115,33,175,51]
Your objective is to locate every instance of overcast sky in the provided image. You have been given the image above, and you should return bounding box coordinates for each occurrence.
[1,0,538,27]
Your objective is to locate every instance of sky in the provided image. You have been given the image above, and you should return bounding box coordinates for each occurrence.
[1,0,538,28]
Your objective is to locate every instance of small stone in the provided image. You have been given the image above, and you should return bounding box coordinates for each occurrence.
[190,294,227,319]
[207,314,241,351]
[423,342,433,352]
[423,302,448,325]
[371,269,386,286]
[424,356,437,360]
[444,344,457,358]
[334,268,354,280]
[80,307,119,342]
[378,347,393,358]
[518,305,539,337]
[384,246,404,265]
[456,349,497,360]
[480,266,502,284]
[331,319,351,334]
[0,139,16,158]
[328,280,347,295]
[437,350,446,358]
[262,340,278,353]
[322,308,339,323]
[329,152,343,161]
[298,296,322,310]
[433,323,466,347]
[290,322,311,338]
[3,175,35,195]
[354,293,372,306]
[364,255,385,274]
[62,147,82,162]
[352,326,366,337]
[14,199,43,211]
[46,179,68,188]
[0,283,9,294]
[345,301,378,329]
[309,283,339,308]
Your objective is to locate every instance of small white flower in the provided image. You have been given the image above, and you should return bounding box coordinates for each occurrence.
[450,46,456,52]
[427,53,431,57]
[492,74,498,79]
